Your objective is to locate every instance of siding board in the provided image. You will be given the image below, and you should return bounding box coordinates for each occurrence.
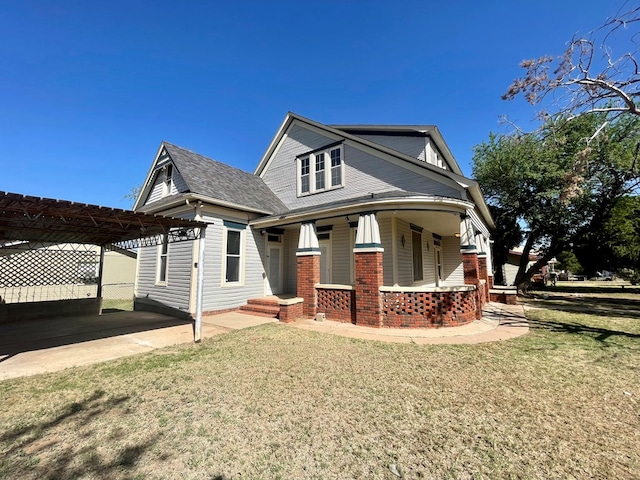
[442,236,464,285]
[261,124,463,211]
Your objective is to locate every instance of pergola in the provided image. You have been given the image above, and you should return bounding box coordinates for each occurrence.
[0,191,208,341]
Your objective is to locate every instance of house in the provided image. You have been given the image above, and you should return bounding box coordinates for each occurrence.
[499,247,548,286]
[133,112,495,328]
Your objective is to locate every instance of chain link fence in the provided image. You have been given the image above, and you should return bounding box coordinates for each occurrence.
[101,283,135,311]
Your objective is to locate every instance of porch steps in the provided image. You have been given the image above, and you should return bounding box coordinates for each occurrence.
[239,297,280,318]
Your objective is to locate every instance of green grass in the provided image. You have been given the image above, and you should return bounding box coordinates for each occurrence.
[1,286,639,479]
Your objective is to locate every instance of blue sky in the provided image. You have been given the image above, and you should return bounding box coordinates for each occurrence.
[1,0,631,209]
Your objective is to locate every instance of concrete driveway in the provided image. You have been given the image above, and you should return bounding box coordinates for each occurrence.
[0,310,277,380]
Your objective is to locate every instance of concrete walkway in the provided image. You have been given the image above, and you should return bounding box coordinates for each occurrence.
[0,303,527,380]
[287,302,528,344]
[0,311,277,380]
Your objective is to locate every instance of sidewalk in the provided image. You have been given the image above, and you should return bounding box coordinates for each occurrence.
[286,302,528,344]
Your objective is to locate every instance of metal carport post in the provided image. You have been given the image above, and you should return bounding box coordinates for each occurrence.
[194,225,206,342]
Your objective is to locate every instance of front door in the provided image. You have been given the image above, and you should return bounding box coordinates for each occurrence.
[434,247,443,287]
[267,244,283,294]
[319,238,331,284]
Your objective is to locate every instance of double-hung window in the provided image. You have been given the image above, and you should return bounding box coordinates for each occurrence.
[411,225,423,282]
[297,144,344,196]
[157,234,169,284]
[223,221,245,285]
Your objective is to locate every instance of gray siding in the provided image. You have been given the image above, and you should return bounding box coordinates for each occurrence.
[261,124,463,211]
[284,229,297,294]
[199,214,266,312]
[442,236,464,285]
[379,218,394,285]
[146,172,165,205]
[143,168,186,206]
[395,219,413,286]
[420,229,436,286]
[330,222,352,285]
[468,207,491,238]
[355,134,426,160]
[136,240,193,312]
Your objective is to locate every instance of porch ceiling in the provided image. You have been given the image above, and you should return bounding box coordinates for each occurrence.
[378,210,461,237]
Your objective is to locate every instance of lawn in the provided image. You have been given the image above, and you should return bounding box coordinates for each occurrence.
[1,286,639,479]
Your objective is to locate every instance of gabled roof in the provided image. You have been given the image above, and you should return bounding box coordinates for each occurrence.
[254,112,495,229]
[135,142,287,215]
[329,124,463,176]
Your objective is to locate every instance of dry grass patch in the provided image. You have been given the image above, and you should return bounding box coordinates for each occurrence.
[1,291,639,479]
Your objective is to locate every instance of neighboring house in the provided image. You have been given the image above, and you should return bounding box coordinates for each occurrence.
[0,243,136,303]
[133,113,495,328]
[500,247,548,286]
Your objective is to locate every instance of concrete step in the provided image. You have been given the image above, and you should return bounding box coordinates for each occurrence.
[239,302,280,318]
[246,296,279,306]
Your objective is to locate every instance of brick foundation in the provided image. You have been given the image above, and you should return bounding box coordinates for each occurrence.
[317,287,355,323]
[490,290,518,305]
[381,289,476,328]
[297,254,320,318]
[478,256,489,303]
[278,300,304,323]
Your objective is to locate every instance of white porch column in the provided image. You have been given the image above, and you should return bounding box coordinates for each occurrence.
[297,222,320,255]
[459,214,477,253]
[354,212,383,251]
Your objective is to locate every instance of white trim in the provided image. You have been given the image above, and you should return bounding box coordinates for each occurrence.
[315,283,354,290]
[296,250,322,256]
[380,285,475,293]
[297,145,344,197]
[353,247,384,253]
[250,196,473,229]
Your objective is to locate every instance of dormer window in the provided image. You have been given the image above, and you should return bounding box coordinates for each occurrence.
[297,144,344,196]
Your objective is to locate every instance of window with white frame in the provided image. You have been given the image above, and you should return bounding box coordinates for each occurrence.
[157,234,169,284]
[223,222,245,285]
[297,144,344,196]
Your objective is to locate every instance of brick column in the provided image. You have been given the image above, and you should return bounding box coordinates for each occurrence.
[354,251,384,327]
[297,255,319,317]
[296,222,320,318]
[354,213,384,327]
[478,255,489,302]
[462,252,482,318]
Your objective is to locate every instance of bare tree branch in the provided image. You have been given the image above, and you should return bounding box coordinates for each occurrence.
[504,6,640,121]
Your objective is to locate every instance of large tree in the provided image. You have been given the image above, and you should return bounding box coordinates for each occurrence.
[473,113,640,292]
[573,195,640,276]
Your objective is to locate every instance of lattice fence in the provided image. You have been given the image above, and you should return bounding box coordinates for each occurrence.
[0,246,99,303]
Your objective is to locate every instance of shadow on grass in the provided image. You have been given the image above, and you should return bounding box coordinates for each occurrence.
[1,388,234,479]
[527,294,640,320]
[0,389,157,478]
[540,284,640,295]
[527,316,640,342]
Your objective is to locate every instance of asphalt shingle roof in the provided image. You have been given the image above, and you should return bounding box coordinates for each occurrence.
[163,142,287,215]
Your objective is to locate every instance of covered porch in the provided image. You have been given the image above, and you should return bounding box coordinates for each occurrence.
[251,195,494,328]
